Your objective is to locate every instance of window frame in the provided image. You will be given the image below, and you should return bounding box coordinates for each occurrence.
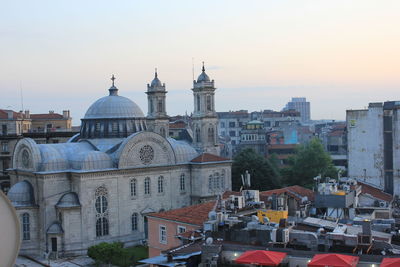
[130,178,137,197]
[22,213,30,240]
[144,177,151,195]
[158,176,164,194]
[177,226,186,234]
[159,225,167,244]
[131,213,138,231]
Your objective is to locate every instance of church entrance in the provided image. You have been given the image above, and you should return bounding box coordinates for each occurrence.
[51,237,57,252]
[144,217,148,239]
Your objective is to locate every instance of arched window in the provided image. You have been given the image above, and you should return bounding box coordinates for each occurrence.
[160,127,165,137]
[112,122,118,134]
[96,217,109,236]
[130,179,137,197]
[158,100,163,113]
[221,170,225,190]
[95,186,109,237]
[144,177,151,195]
[150,99,154,113]
[214,173,220,189]
[131,213,138,231]
[208,127,214,143]
[208,175,213,191]
[158,176,164,193]
[196,128,201,143]
[206,95,212,111]
[197,95,201,111]
[22,213,30,240]
[180,174,185,191]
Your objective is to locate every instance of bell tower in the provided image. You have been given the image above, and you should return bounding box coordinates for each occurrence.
[146,69,169,137]
[191,62,219,155]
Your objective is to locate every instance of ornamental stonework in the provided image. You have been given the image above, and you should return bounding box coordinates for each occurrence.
[139,145,154,165]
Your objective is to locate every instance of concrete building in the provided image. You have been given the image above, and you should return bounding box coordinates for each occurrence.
[316,122,347,171]
[238,120,267,156]
[6,68,232,258]
[347,101,400,195]
[283,97,311,123]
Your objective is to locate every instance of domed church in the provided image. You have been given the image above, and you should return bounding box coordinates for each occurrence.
[7,66,231,257]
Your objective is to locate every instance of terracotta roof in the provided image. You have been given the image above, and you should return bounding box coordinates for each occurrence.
[358,181,393,202]
[222,191,242,199]
[30,113,64,119]
[169,122,186,129]
[260,185,315,202]
[0,109,22,119]
[190,153,230,163]
[147,201,216,226]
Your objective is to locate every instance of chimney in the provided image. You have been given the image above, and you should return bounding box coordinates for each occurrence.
[49,110,54,114]
[7,110,13,119]
[62,110,70,118]
[25,110,30,119]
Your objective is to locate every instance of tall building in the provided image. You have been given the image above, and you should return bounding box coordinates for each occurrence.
[6,69,231,258]
[347,101,400,195]
[283,97,311,123]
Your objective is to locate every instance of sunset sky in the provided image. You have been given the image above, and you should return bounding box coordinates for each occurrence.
[1,0,399,124]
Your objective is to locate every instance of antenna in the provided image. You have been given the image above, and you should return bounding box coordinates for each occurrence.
[20,81,24,111]
[192,57,194,81]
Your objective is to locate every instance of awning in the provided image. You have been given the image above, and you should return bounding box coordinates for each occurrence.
[308,254,359,267]
[235,250,287,266]
[380,258,400,267]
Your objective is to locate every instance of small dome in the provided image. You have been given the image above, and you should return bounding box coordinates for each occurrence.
[81,151,113,170]
[56,192,80,208]
[197,63,210,82]
[7,181,35,207]
[47,222,63,234]
[84,95,144,119]
[197,71,210,83]
[151,77,162,87]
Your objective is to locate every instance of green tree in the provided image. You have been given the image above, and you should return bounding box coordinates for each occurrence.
[88,242,125,267]
[282,138,337,188]
[232,148,281,191]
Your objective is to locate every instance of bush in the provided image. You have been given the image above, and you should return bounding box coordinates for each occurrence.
[87,242,148,267]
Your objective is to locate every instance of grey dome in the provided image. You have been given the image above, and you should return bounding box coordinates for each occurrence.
[56,192,80,208]
[7,181,35,207]
[151,77,162,87]
[84,95,144,119]
[197,71,210,82]
[47,222,63,234]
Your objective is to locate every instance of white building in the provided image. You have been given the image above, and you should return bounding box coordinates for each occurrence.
[347,101,400,195]
[7,67,232,258]
[283,97,311,123]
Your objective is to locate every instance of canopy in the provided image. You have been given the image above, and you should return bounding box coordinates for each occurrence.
[235,250,287,266]
[308,254,359,267]
[380,258,400,267]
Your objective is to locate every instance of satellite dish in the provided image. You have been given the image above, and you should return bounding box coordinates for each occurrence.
[0,190,20,267]
[206,237,214,245]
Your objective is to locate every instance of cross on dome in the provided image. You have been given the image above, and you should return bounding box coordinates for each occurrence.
[111,74,116,87]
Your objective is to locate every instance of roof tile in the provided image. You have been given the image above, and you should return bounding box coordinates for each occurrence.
[190,153,230,163]
[147,201,216,226]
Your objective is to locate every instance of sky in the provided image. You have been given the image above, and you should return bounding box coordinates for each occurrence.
[1,0,399,125]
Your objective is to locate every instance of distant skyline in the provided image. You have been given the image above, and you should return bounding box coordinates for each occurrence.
[1,0,399,125]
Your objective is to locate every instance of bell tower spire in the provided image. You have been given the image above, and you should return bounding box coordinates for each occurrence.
[146,69,169,137]
[191,62,219,155]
